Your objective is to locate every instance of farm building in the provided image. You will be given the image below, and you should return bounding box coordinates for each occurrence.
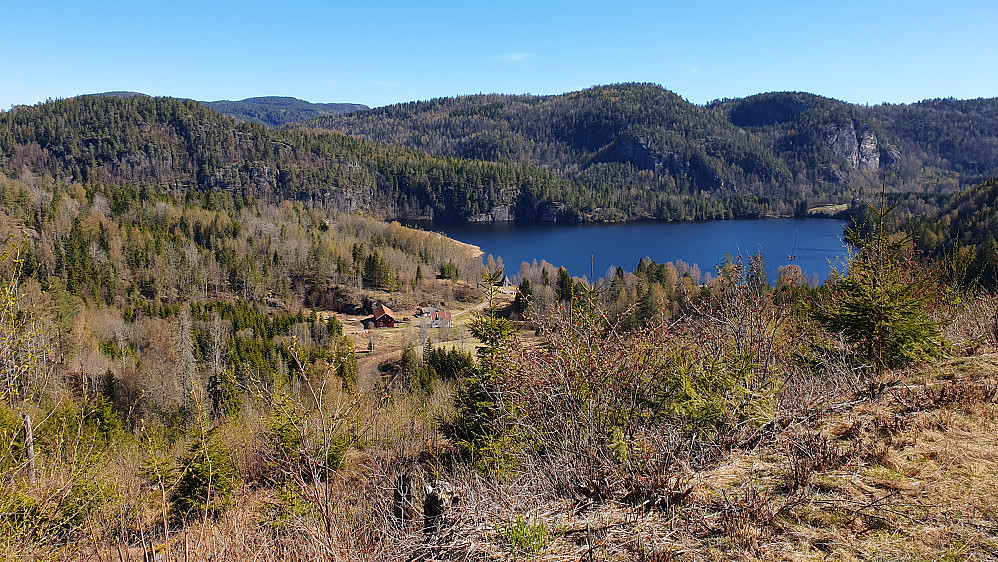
[371,304,396,328]
[430,309,453,328]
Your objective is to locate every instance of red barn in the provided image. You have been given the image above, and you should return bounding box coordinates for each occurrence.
[372,304,396,328]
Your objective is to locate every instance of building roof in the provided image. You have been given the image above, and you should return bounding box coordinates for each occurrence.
[372,304,395,319]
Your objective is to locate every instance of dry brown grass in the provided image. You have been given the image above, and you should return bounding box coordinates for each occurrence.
[939,296,998,357]
[8,296,998,562]
[7,358,997,561]
[706,354,998,562]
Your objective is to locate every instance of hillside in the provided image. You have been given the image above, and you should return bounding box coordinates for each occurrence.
[203,96,369,127]
[18,85,997,224]
[713,92,998,192]
[0,93,803,222]
[0,94,586,222]
[893,177,998,289]
[420,352,998,561]
[308,84,998,211]
[303,84,799,204]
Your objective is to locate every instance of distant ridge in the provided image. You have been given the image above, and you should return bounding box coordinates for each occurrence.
[88,91,148,98]
[203,96,369,127]
[306,83,998,199]
[5,85,996,224]
[87,92,368,127]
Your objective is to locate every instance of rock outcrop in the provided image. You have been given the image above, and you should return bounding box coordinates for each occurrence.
[468,204,514,222]
[858,129,880,171]
[611,136,665,173]
[826,122,881,171]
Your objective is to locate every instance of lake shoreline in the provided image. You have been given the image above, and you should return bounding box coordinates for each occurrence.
[407,210,854,231]
[409,217,850,283]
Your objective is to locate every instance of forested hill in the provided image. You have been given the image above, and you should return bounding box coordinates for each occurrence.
[0,94,584,221]
[301,84,799,205]
[202,97,369,127]
[305,83,998,206]
[0,94,807,222]
[712,92,998,191]
[896,177,998,289]
[3,88,995,223]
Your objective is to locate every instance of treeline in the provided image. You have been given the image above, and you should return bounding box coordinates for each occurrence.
[512,252,811,330]
[510,185,998,326]
[508,178,998,326]
[0,173,482,304]
[0,95,575,221]
[892,178,998,290]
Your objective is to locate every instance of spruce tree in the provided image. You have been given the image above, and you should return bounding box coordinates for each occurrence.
[814,193,946,375]
[441,268,518,475]
[555,267,573,302]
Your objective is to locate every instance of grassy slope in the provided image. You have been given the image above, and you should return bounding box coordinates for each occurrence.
[385,355,998,561]
[670,354,998,560]
[32,326,997,562]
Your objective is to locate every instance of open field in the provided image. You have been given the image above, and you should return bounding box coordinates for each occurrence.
[319,282,514,391]
[807,203,850,217]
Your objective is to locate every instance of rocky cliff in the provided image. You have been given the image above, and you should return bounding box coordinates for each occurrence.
[826,122,880,171]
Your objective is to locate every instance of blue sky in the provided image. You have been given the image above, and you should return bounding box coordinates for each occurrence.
[3,0,995,109]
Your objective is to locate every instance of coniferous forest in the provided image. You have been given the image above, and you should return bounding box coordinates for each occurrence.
[309,84,998,218]
[5,85,997,225]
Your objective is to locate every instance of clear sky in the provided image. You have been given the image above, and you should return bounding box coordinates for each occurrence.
[3,0,995,110]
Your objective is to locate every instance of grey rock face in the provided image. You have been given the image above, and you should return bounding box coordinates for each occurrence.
[827,122,880,171]
[827,122,861,169]
[468,204,514,222]
[858,130,880,170]
[613,136,664,173]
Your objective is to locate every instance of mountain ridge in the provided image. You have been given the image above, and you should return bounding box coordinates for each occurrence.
[69,92,370,127]
[2,84,995,224]
[305,83,998,203]
[202,96,369,127]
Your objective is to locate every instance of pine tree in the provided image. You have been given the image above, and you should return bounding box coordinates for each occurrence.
[513,277,532,314]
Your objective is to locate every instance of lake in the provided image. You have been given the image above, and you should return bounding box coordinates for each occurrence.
[428,218,849,283]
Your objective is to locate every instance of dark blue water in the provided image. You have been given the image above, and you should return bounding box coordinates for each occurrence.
[430,219,848,282]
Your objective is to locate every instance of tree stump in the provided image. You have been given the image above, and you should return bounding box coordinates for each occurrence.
[392,471,417,532]
[423,480,459,535]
